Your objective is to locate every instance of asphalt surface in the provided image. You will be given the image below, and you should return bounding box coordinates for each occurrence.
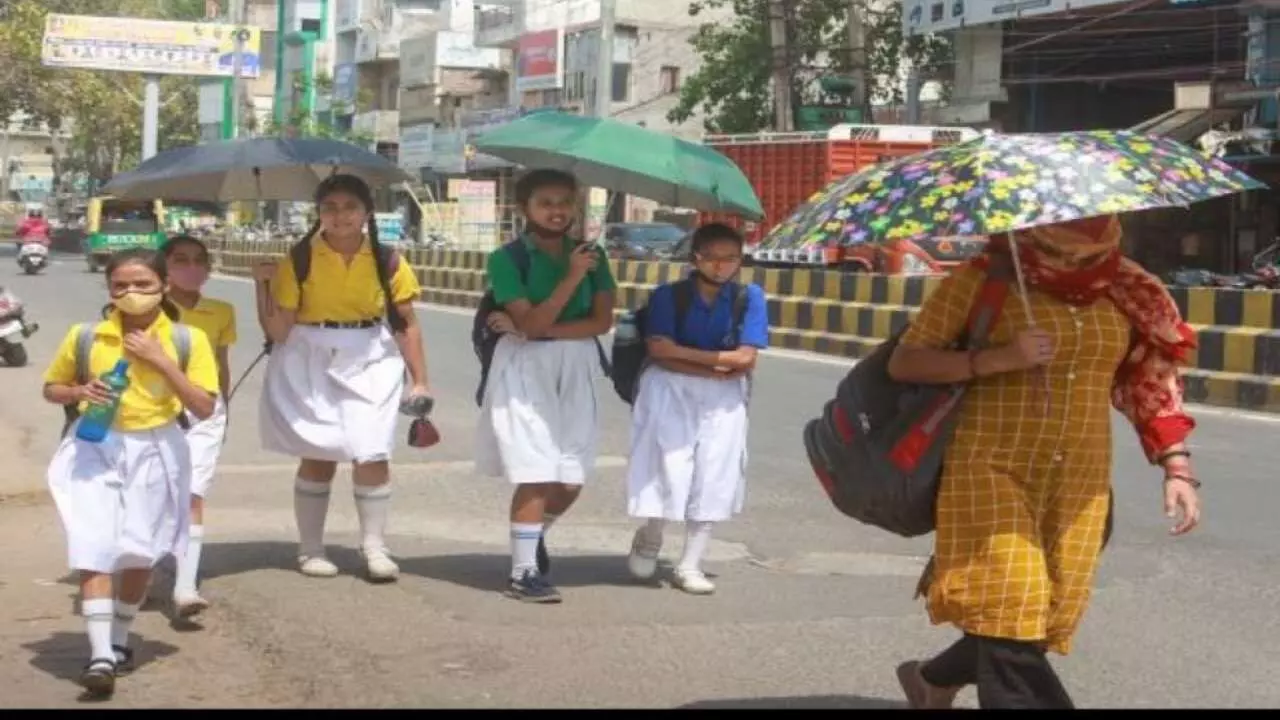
[1,249,1278,708]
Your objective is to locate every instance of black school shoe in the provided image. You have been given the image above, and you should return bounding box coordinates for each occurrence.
[506,569,562,604]
[536,537,550,576]
[113,645,135,676]
[79,657,116,698]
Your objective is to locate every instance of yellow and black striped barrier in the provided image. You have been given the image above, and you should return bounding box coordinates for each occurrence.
[208,243,1280,414]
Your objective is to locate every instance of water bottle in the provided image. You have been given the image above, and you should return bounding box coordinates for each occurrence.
[75,359,130,443]
[615,313,639,343]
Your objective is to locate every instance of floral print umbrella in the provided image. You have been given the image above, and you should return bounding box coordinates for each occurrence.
[757,129,1267,251]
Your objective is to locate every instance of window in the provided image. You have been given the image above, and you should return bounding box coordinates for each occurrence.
[260,31,278,75]
[660,66,680,94]
[611,63,630,103]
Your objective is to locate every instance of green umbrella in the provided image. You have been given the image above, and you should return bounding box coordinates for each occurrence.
[471,111,764,220]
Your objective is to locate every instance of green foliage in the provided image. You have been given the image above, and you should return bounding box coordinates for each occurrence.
[668,0,953,134]
[260,70,375,147]
[0,0,208,188]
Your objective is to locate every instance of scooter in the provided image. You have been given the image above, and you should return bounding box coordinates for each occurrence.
[16,242,50,275]
[0,286,39,367]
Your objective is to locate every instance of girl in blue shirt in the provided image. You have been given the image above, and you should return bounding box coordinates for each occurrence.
[624,223,770,595]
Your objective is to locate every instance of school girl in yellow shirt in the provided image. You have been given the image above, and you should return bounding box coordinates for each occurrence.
[43,248,219,699]
[163,235,237,617]
[253,174,432,583]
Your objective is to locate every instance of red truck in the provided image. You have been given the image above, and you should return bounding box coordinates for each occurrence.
[699,124,984,273]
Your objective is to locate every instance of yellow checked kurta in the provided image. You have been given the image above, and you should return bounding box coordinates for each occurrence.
[902,265,1130,655]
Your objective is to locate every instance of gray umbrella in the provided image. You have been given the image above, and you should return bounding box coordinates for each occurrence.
[100,137,415,202]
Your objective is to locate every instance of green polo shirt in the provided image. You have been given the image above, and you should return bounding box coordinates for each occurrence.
[487,235,617,322]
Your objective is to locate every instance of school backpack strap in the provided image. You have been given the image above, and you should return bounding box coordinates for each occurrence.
[473,240,535,407]
[61,322,98,437]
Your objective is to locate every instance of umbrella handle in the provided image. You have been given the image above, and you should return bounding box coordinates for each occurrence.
[1006,232,1050,414]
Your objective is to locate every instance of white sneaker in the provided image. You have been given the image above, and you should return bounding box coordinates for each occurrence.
[362,547,400,583]
[173,593,210,618]
[627,527,662,580]
[671,567,716,595]
[298,554,339,578]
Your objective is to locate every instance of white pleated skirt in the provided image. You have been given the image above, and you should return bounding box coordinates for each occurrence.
[48,421,191,573]
[626,366,750,523]
[260,324,405,463]
[186,396,227,497]
[475,335,604,485]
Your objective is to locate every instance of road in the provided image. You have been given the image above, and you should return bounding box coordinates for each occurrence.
[2,251,1279,708]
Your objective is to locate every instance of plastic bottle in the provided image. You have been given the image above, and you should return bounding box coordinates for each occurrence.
[615,313,639,343]
[75,359,130,443]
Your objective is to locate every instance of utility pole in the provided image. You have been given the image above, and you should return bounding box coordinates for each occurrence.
[847,0,867,121]
[594,0,617,117]
[767,0,793,131]
[142,76,160,160]
[229,0,247,138]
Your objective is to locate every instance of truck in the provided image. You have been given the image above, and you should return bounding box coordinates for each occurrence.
[699,124,984,273]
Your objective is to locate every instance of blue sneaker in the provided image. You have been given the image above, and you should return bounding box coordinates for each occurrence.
[506,569,562,604]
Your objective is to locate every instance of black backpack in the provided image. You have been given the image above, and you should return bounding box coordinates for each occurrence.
[473,240,532,406]
[610,278,749,406]
[801,259,1012,538]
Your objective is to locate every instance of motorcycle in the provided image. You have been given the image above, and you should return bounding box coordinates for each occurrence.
[0,286,39,367]
[16,242,50,275]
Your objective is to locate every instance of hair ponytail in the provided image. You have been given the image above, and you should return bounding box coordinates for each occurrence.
[367,214,407,334]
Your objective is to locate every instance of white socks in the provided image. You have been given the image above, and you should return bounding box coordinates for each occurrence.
[353,483,392,552]
[293,478,332,557]
[678,521,715,572]
[510,523,543,579]
[174,524,205,598]
[111,599,141,649]
[82,598,114,661]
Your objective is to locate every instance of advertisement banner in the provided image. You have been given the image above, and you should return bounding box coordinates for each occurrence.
[41,14,262,78]
[333,63,358,107]
[375,212,405,242]
[902,0,1129,36]
[515,29,562,93]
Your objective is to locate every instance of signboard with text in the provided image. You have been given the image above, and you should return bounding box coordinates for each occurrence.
[515,29,563,93]
[902,0,1129,36]
[41,14,262,78]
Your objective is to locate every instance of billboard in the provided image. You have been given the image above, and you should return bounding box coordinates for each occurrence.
[902,0,1129,36]
[515,29,562,94]
[41,14,262,78]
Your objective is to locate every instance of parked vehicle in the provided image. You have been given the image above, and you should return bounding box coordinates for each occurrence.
[83,196,167,273]
[699,124,982,273]
[0,286,38,367]
[602,222,688,260]
[16,242,50,274]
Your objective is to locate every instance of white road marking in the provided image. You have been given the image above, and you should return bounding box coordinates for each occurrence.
[211,272,1278,422]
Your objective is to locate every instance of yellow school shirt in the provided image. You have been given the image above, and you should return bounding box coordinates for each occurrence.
[43,311,220,432]
[176,296,237,348]
[271,238,421,324]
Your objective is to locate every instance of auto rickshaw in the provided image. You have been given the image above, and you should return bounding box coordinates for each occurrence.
[83,196,167,273]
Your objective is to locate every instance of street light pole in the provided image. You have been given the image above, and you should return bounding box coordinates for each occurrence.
[142,75,160,160]
[594,0,616,118]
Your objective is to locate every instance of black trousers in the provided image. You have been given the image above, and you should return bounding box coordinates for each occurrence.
[919,633,1075,709]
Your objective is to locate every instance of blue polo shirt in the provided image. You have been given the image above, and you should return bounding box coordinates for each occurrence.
[645,279,770,350]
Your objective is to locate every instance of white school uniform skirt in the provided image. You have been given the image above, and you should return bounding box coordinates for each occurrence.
[626,365,750,523]
[260,324,405,463]
[185,396,227,497]
[475,336,603,485]
[48,421,191,573]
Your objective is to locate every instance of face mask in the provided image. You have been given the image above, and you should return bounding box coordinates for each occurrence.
[168,265,209,292]
[112,291,164,316]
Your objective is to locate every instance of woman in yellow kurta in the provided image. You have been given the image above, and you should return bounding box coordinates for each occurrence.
[43,248,219,699]
[887,215,1202,709]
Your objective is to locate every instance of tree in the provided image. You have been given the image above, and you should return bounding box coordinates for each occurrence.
[668,0,952,133]
[0,0,206,190]
[261,70,376,147]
